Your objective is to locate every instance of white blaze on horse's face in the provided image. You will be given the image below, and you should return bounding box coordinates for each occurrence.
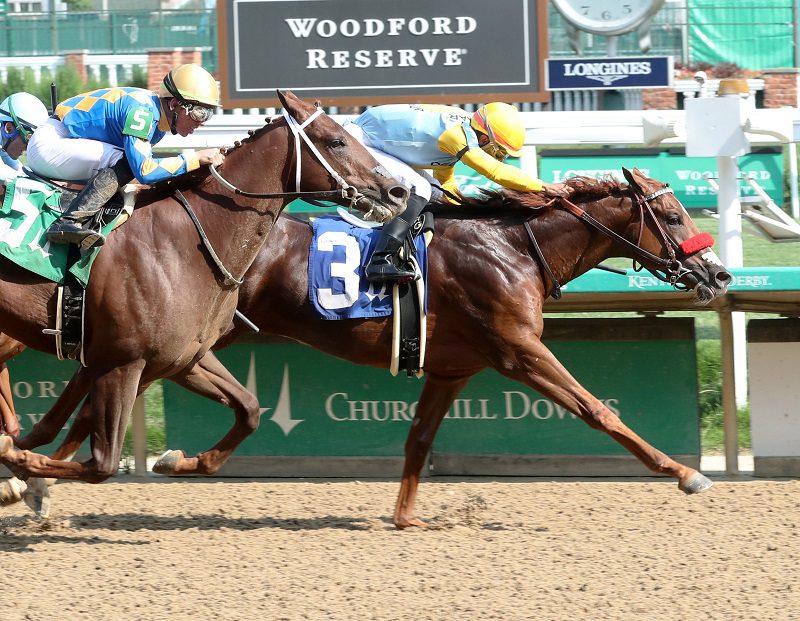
[701,249,724,267]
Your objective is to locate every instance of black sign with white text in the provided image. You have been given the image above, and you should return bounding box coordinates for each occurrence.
[217,0,549,107]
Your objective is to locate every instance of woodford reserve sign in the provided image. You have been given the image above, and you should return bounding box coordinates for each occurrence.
[216,0,549,107]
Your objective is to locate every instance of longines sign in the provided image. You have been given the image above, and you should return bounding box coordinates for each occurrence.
[217,0,549,107]
[546,56,673,90]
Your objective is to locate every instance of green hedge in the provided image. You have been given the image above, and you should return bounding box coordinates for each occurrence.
[0,64,148,110]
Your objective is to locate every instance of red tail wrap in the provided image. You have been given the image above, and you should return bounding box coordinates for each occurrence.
[680,232,714,256]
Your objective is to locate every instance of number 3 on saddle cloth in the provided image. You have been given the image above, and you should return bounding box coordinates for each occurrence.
[0,175,133,362]
[309,211,431,377]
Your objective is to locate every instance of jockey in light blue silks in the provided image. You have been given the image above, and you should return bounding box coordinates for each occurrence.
[26,64,226,251]
[343,102,569,283]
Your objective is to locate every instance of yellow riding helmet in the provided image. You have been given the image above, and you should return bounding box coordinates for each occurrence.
[471,102,525,158]
[158,64,220,108]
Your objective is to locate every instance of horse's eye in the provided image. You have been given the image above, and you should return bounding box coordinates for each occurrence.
[329,138,346,149]
[666,213,682,226]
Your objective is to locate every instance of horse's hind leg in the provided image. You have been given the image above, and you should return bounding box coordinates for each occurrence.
[152,351,261,476]
[394,373,471,529]
[499,338,710,494]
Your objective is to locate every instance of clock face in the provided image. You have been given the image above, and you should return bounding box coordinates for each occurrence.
[552,0,666,36]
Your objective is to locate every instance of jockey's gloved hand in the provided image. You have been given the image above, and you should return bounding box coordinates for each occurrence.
[541,182,571,198]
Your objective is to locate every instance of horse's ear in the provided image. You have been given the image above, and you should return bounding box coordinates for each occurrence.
[622,167,644,194]
[276,88,314,122]
[276,89,290,110]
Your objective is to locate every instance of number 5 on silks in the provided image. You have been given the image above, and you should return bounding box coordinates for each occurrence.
[124,107,153,139]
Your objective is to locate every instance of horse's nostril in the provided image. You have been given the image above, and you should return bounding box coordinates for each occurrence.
[389,185,409,202]
[717,271,733,285]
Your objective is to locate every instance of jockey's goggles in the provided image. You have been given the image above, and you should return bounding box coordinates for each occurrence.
[181,101,215,123]
[0,104,33,144]
[482,141,509,162]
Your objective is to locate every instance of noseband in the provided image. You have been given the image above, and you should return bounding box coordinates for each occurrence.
[209,108,372,209]
[628,185,714,289]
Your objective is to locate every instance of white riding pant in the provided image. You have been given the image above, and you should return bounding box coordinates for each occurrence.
[344,122,439,202]
[27,117,124,182]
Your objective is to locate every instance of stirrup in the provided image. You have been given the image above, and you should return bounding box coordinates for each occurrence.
[78,231,105,251]
[365,256,416,283]
[46,222,105,250]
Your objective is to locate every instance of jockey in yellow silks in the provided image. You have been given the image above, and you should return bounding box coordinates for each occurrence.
[345,102,567,283]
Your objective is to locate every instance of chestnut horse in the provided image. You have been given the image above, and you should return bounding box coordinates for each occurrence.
[1,169,729,527]
[0,89,407,485]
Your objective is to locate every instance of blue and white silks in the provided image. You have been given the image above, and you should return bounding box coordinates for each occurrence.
[309,215,427,320]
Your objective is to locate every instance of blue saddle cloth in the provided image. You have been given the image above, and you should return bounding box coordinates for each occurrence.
[309,215,428,320]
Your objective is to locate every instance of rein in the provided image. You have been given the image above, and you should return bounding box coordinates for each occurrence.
[179,106,374,288]
[524,183,713,298]
[173,190,243,287]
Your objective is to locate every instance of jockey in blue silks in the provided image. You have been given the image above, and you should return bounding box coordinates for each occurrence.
[26,64,226,251]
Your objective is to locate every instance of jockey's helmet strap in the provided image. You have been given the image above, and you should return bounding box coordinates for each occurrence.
[679,232,715,256]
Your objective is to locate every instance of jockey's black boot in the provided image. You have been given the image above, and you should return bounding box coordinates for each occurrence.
[46,159,134,251]
[365,193,427,283]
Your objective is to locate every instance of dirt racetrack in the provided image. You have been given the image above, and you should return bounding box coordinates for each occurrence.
[1,475,799,621]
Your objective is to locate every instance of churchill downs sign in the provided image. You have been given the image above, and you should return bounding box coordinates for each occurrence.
[216,0,549,107]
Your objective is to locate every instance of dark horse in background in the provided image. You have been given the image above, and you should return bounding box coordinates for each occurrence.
[1,169,730,527]
[0,90,407,485]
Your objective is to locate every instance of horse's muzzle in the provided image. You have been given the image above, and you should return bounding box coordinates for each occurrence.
[358,184,409,222]
[691,267,732,305]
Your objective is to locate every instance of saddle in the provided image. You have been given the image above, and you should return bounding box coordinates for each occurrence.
[15,168,136,362]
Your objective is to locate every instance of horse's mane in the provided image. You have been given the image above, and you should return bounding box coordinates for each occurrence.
[427,175,628,220]
[136,116,280,206]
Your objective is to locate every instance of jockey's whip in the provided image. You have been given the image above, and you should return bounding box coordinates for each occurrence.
[49,83,58,115]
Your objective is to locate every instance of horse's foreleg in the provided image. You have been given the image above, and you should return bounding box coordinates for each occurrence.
[0,334,26,437]
[394,374,472,529]
[501,339,710,493]
[0,363,19,437]
[0,362,143,483]
[14,367,92,451]
[2,380,152,514]
[152,351,261,476]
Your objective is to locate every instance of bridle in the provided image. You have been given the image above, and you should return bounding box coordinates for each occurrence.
[626,185,714,288]
[524,181,714,299]
[208,108,379,210]
[177,106,386,288]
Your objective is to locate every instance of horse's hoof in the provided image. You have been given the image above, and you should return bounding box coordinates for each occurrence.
[0,476,26,506]
[152,449,184,475]
[679,471,713,495]
[395,517,428,530]
[0,434,13,457]
[22,477,51,518]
